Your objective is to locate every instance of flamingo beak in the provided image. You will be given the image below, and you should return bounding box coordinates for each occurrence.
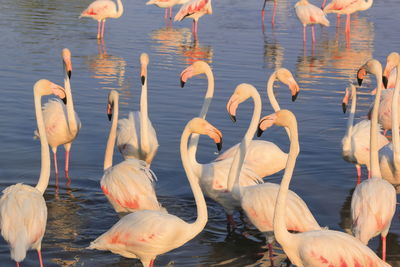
[68,71,72,79]
[292,91,299,102]
[227,94,239,123]
[180,79,185,88]
[257,126,264,137]
[342,102,347,114]
[216,141,222,152]
[141,76,146,85]
[357,68,366,86]
[382,76,388,89]
[107,104,112,121]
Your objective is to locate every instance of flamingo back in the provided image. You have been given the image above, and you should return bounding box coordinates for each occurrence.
[0,184,47,262]
[80,0,118,21]
[174,0,212,21]
[295,1,330,27]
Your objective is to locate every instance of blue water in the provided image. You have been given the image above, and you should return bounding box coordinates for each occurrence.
[0,0,399,265]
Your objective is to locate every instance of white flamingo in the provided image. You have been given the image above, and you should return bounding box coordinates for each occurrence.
[264,109,390,267]
[117,53,159,166]
[341,84,388,184]
[37,48,81,177]
[146,0,190,20]
[351,59,396,261]
[225,84,320,265]
[88,117,222,267]
[101,90,162,213]
[0,80,66,267]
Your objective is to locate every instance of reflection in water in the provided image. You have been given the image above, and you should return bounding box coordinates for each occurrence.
[262,29,284,70]
[339,188,354,235]
[150,26,213,65]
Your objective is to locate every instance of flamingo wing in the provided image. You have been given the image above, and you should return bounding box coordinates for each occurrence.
[174,0,212,21]
[80,0,117,19]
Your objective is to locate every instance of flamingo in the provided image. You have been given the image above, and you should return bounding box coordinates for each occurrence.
[294,0,330,44]
[174,0,212,39]
[146,0,190,20]
[323,0,373,33]
[225,84,320,265]
[88,117,222,267]
[261,0,277,26]
[260,109,391,267]
[116,53,159,167]
[37,48,81,177]
[341,84,388,184]
[0,80,66,267]
[101,90,163,214]
[80,0,124,39]
[351,59,396,261]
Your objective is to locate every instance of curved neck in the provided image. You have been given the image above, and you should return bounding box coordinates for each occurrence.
[140,66,150,156]
[273,115,300,247]
[343,88,357,150]
[392,64,400,168]
[370,70,383,178]
[188,68,214,172]
[180,126,208,237]
[34,87,51,194]
[64,68,78,134]
[227,90,262,197]
[266,71,290,137]
[104,98,119,170]
[113,0,124,18]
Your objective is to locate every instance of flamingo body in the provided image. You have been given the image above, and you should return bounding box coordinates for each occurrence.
[174,0,212,22]
[324,0,372,15]
[368,88,400,131]
[0,184,47,263]
[295,0,330,27]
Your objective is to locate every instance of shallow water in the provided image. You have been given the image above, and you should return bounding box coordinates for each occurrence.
[0,0,399,266]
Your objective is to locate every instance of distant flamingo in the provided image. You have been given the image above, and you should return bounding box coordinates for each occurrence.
[117,53,159,166]
[37,48,81,177]
[80,0,124,39]
[341,84,388,184]
[101,90,163,214]
[225,84,320,265]
[351,59,396,261]
[261,0,277,25]
[323,0,373,33]
[174,0,212,39]
[88,117,222,267]
[379,53,400,187]
[146,0,189,20]
[263,109,390,267]
[295,0,330,43]
[0,80,66,267]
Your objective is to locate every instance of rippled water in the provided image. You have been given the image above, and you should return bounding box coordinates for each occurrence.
[0,0,399,266]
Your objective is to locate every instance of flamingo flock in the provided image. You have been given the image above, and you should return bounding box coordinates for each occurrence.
[1,0,399,267]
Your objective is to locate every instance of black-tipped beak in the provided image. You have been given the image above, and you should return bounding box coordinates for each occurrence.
[107,114,112,121]
[229,114,236,122]
[257,126,264,137]
[292,92,299,102]
[61,97,67,105]
[216,141,222,152]
[342,103,347,114]
[68,71,72,79]
[141,76,145,85]
[357,77,363,86]
[180,79,185,88]
[382,76,388,89]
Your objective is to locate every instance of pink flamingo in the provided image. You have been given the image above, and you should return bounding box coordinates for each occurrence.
[80,0,124,39]
[88,117,222,267]
[294,0,330,43]
[323,0,373,33]
[264,109,391,267]
[351,59,396,261]
[146,0,189,20]
[101,90,163,213]
[261,0,277,25]
[174,0,212,39]
[0,80,66,267]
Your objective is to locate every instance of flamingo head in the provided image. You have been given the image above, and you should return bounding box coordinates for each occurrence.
[188,117,222,151]
[341,84,355,114]
[34,79,67,104]
[357,59,382,87]
[275,68,300,102]
[140,53,149,85]
[62,48,72,79]
[257,110,296,137]
[383,52,400,89]
[226,83,255,123]
[107,90,119,121]
[180,61,210,88]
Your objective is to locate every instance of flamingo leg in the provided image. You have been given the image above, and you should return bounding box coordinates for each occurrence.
[261,0,267,20]
[345,14,351,33]
[38,250,44,267]
[226,214,237,230]
[101,20,106,39]
[356,164,362,184]
[150,259,155,267]
[268,243,274,267]
[321,0,327,9]
[97,21,101,39]
[16,262,20,267]
[382,235,386,261]
[303,25,307,44]
[169,7,172,19]
[271,0,277,26]
[65,150,70,176]
[311,24,315,43]
[164,8,168,19]
[368,169,371,179]
[53,151,59,175]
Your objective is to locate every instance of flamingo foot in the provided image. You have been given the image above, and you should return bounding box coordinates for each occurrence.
[268,243,274,267]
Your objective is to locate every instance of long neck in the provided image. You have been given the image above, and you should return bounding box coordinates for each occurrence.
[140,66,150,157]
[266,71,290,137]
[273,116,300,248]
[370,70,383,178]
[343,88,357,151]
[188,68,214,173]
[113,0,124,18]
[34,89,51,194]
[392,64,400,169]
[180,127,208,238]
[104,99,119,170]
[227,91,262,198]
[64,69,78,134]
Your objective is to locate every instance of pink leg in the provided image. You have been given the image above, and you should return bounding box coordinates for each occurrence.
[97,21,101,39]
[345,14,351,33]
[16,262,20,267]
[321,0,327,9]
[150,259,154,267]
[101,20,106,38]
[368,170,371,179]
[227,214,236,229]
[382,235,386,261]
[336,14,341,28]
[164,8,168,19]
[38,250,44,267]
[268,243,274,266]
[311,24,315,43]
[271,1,277,26]
[53,151,59,175]
[303,26,307,44]
[65,150,70,176]
[169,7,172,19]
[356,165,361,184]
[261,0,267,20]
